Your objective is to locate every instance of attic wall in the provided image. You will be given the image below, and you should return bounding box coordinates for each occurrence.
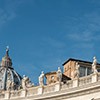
[45,73,57,85]
[63,61,76,79]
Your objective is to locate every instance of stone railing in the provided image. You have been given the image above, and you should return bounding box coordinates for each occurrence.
[0,72,100,100]
[61,80,73,90]
[43,83,55,94]
[79,74,92,86]
[26,86,38,96]
[10,90,22,98]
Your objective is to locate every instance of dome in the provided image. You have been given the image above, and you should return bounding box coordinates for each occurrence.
[0,67,22,90]
[0,47,22,90]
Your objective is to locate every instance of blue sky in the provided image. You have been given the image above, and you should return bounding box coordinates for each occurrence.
[0,0,100,84]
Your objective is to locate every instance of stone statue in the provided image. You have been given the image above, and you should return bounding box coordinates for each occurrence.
[57,67,62,82]
[26,79,34,88]
[11,81,15,90]
[6,80,12,90]
[6,80,15,90]
[22,75,33,89]
[39,71,44,86]
[22,75,27,89]
[92,56,98,74]
[73,62,80,79]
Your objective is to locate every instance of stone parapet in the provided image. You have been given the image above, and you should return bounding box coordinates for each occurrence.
[0,72,100,100]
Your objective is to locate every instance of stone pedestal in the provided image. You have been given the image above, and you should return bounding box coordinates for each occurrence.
[92,73,98,83]
[38,86,43,95]
[5,91,10,99]
[73,78,78,88]
[55,82,61,92]
[21,89,26,97]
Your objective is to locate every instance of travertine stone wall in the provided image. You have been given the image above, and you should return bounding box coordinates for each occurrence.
[63,60,76,78]
[45,72,57,85]
[0,73,100,100]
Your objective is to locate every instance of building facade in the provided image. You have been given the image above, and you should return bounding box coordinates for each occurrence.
[0,48,100,100]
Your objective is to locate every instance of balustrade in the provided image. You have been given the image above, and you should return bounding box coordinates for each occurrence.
[79,75,92,86]
[26,86,38,96]
[0,72,100,99]
[61,80,73,90]
[10,90,22,98]
[43,84,55,94]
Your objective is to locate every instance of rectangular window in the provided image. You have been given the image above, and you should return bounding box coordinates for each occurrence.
[79,66,86,77]
[79,66,92,77]
[87,67,92,75]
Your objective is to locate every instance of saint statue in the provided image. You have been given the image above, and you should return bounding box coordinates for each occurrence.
[21,75,27,89]
[73,62,80,79]
[6,80,15,90]
[6,80,12,90]
[92,56,98,74]
[57,67,62,82]
[39,71,44,86]
[21,75,33,89]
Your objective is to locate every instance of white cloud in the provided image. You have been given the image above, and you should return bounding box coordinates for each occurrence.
[67,10,100,42]
[0,0,25,28]
[0,8,15,27]
[68,32,99,42]
[64,10,100,58]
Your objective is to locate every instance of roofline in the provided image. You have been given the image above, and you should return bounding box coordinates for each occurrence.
[45,71,56,75]
[62,58,100,66]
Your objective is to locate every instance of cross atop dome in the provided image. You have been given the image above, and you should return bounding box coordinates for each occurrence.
[6,46,9,57]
